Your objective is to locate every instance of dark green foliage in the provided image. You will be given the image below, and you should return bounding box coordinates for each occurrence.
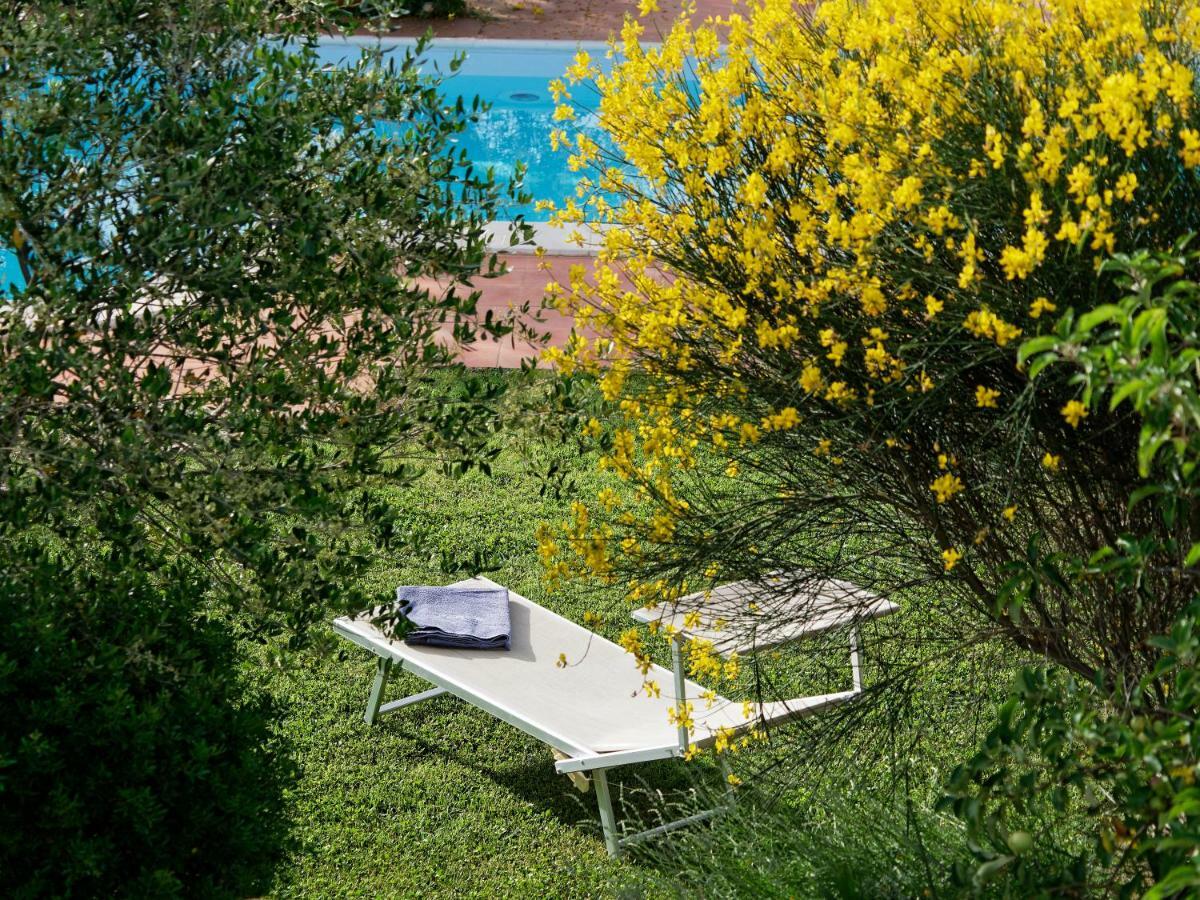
[0,0,526,891]
[0,534,291,898]
[332,0,468,25]
[930,246,1200,895]
[394,0,468,16]
[0,0,525,638]
[942,605,1200,897]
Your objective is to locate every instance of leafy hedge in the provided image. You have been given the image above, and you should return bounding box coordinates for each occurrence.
[0,538,289,898]
[0,0,520,892]
[404,0,466,14]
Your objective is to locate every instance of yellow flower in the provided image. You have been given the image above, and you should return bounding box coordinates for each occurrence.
[1002,505,1017,521]
[1042,452,1062,471]
[942,547,962,571]
[1061,399,1088,428]
[714,725,736,753]
[924,295,944,319]
[740,171,768,207]
[1029,296,1057,319]
[999,227,1048,280]
[860,283,888,316]
[1067,162,1095,202]
[667,700,695,732]
[1181,128,1200,167]
[765,406,800,431]
[726,772,743,787]
[725,461,740,478]
[964,309,1023,347]
[975,385,1000,408]
[1023,190,1050,227]
[825,381,854,404]
[931,473,965,503]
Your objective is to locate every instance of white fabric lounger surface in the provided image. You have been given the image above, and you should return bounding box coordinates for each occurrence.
[332,574,898,856]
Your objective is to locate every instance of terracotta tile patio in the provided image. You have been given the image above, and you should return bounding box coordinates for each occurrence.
[384,0,733,40]
[433,253,597,369]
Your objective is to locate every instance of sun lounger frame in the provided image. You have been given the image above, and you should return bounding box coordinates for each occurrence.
[333,576,896,857]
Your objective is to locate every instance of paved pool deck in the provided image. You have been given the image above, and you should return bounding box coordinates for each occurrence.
[383,1,732,41]
[432,253,597,369]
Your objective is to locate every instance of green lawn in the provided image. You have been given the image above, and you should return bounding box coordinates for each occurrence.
[253,388,711,898]
[246,373,1012,898]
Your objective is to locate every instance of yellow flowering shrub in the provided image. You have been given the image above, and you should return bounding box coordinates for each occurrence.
[541,0,1200,698]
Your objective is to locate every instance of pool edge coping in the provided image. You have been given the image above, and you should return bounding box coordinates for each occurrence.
[486,221,608,256]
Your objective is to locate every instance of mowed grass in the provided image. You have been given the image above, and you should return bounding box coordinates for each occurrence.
[248,372,1013,898]
[255,380,713,898]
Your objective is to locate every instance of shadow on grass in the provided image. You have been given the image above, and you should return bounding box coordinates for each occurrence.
[388,715,726,861]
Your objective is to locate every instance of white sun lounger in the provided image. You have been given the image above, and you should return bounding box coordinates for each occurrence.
[333,574,898,856]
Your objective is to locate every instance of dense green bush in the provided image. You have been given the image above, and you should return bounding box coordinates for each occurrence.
[402,0,466,15]
[0,533,289,898]
[0,0,522,891]
[938,246,1200,896]
[340,0,468,20]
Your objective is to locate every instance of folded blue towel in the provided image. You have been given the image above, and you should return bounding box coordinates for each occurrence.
[394,583,511,651]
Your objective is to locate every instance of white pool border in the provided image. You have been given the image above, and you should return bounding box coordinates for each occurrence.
[485,220,610,256]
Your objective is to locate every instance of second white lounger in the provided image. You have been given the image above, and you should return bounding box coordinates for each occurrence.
[333,574,897,856]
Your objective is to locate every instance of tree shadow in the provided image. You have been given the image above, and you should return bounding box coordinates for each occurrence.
[386,712,729,868]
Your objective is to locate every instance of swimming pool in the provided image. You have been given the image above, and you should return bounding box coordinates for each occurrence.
[320,37,613,222]
[1,38,610,291]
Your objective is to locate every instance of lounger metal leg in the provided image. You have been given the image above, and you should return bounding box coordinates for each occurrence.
[593,769,621,858]
[719,758,737,809]
[610,760,738,852]
[378,687,447,716]
[619,806,724,847]
[364,657,392,726]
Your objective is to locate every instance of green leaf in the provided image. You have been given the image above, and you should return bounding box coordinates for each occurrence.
[1076,303,1123,334]
[1109,378,1148,411]
[1138,424,1171,477]
[1128,484,1165,510]
[1016,335,1058,365]
[1185,542,1200,568]
[973,855,1015,885]
[1026,354,1059,381]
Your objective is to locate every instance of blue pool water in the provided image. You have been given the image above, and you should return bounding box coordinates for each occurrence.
[1,38,611,292]
[320,38,613,221]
